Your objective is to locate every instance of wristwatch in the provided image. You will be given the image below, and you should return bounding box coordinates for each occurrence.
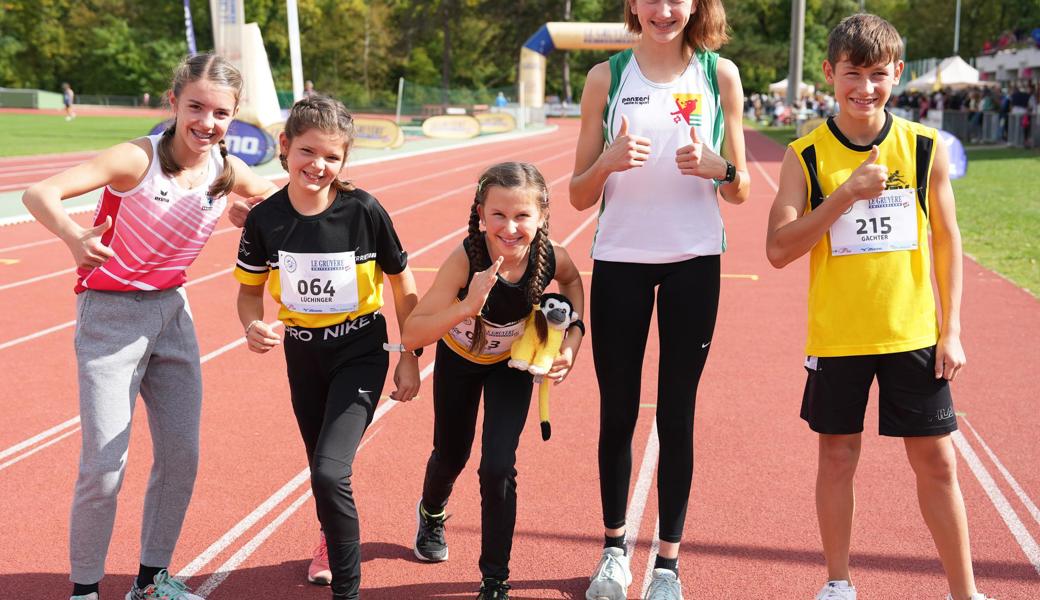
[718,160,737,184]
[383,343,424,357]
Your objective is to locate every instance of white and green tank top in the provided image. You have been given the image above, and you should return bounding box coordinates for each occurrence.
[593,48,726,263]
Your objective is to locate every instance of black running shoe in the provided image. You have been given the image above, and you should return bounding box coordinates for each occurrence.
[476,578,511,600]
[413,500,449,562]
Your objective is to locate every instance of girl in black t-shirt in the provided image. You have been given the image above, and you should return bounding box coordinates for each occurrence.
[234,96,420,600]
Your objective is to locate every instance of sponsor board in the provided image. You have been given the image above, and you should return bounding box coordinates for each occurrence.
[353,118,402,149]
[149,119,276,166]
[422,115,481,140]
[476,112,516,134]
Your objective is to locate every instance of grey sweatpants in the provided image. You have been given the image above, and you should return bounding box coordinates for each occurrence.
[70,287,202,584]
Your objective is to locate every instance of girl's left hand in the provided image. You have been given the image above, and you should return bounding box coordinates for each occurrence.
[675,126,727,180]
[229,195,265,228]
[390,354,421,402]
[547,343,578,384]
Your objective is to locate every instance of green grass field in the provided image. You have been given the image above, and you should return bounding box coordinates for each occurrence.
[0,113,162,157]
[953,147,1040,297]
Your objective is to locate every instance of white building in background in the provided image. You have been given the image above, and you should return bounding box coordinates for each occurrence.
[975,47,1040,86]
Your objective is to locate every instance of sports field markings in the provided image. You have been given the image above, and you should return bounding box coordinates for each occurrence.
[749,134,1040,579]
[0,319,285,472]
[640,518,662,597]
[962,417,1040,529]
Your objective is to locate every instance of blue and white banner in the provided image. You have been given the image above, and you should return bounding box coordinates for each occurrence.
[149,120,276,166]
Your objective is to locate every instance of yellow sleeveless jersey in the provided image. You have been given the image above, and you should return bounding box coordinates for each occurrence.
[790,113,940,357]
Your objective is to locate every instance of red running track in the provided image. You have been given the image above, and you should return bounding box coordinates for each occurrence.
[0,120,1037,599]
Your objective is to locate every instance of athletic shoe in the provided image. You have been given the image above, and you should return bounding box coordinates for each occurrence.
[586,546,632,600]
[71,594,99,600]
[946,594,996,600]
[414,500,449,562]
[476,577,511,599]
[308,531,332,585]
[815,580,856,600]
[125,570,202,600]
[644,568,683,600]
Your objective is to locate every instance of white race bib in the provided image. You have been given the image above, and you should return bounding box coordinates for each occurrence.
[278,250,359,314]
[830,188,918,256]
[449,316,526,357]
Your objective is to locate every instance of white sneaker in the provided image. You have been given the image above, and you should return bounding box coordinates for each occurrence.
[71,594,99,600]
[815,580,856,600]
[585,547,632,600]
[644,568,682,600]
[946,594,995,600]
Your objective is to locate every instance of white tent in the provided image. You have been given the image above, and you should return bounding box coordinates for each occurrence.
[768,78,815,95]
[904,56,997,92]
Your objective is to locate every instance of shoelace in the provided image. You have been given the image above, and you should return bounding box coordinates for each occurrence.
[482,580,511,598]
[596,554,623,581]
[151,572,195,599]
[645,575,677,600]
[421,512,450,544]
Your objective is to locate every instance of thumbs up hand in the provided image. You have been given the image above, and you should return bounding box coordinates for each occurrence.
[842,145,888,201]
[676,126,727,180]
[229,195,265,228]
[66,216,115,269]
[601,115,652,173]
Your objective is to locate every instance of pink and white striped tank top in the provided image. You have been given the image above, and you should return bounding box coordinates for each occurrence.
[75,135,228,293]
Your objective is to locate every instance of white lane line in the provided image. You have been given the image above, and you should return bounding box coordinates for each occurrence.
[0,416,80,460]
[0,426,81,472]
[180,361,435,590]
[952,430,1040,575]
[561,213,598,248]
[625,423,660,558]
[0,320,76,351]
[962,417,1040,528]
[745,145,780,193]
[0,319,282,470]
[640,518,661,597]
[0,267,76,291]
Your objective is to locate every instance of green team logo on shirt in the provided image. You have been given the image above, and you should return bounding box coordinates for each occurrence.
[670,93,704,126]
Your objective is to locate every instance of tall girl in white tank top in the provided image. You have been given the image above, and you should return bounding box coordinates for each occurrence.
[569,2,750,599]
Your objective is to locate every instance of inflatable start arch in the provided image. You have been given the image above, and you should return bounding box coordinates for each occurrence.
[520,22,638,108]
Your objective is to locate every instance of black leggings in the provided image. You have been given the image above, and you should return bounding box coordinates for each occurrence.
[283,313,389,600]
[421,340,534,581]
[591,256,720,544]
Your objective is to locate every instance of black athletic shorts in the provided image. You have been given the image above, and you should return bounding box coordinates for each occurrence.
[800,346,958,437]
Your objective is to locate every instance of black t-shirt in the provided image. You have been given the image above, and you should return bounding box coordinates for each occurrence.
[458,234,556,327]
[234,185,407,327]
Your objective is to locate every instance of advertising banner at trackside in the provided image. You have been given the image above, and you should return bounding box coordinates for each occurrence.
[476,112,517,134]
[353,118,403,149]
[520,22,637,108]
[149,120,276,166]
[422,115,481,140]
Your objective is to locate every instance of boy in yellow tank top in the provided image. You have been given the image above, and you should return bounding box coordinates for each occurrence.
[766,14,992,600]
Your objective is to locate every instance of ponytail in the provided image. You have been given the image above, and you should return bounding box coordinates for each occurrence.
[208,138,236,198]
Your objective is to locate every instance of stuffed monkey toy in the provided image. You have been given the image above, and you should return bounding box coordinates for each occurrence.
[509,293,577,440]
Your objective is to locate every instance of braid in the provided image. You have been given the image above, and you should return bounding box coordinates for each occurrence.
[527,224,552,345]
[157,121,179,177]
[466,199,489,353]
[207,138,236,198]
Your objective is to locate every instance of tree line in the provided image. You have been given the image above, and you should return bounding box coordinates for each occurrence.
[1,0,1037,107]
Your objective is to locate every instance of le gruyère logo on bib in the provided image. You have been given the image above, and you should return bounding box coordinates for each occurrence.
[283,255,298,273]
[670,94,704,126]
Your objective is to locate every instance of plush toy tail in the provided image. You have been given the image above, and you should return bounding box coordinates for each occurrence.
[538,376,551,441]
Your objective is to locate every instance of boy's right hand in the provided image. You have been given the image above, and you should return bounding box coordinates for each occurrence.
[601,115,651,173]
[840,145,888,204]
[65,216,115,269]
[246,320,282,353]
[463,256,503,316]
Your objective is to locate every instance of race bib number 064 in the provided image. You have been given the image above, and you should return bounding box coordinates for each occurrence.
[278,250,360,314]
[830,188,918,256]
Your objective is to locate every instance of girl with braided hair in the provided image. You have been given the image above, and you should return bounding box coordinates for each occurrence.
[23,52,277,600]
[401,162,584,600]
